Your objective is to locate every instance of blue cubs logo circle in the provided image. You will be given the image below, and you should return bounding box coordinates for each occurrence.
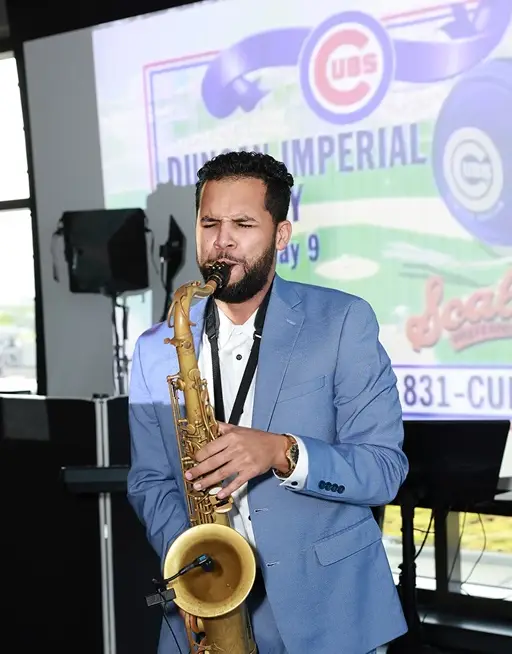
[433,58,512,247]
[299,11,395,125]
[443,128,502,216]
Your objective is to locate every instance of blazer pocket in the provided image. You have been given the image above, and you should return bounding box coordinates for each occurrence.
[277,375,326,403]
[313,516,382,566]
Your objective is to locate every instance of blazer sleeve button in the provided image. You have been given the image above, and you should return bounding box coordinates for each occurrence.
[337,485,345,494]
[318,480,326,489]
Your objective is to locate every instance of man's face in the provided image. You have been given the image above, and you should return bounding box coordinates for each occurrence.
[196,177,291,303]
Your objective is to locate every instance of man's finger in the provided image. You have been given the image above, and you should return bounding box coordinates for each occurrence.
[192,464,237,491]
[194,433,229,463]
[217,474,247,499]
[186,450,230,481]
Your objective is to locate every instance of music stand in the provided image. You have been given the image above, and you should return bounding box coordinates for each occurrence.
[387,419,509,654]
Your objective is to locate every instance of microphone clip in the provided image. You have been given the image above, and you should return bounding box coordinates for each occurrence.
[145,585,176,608]
[145,554,214,609]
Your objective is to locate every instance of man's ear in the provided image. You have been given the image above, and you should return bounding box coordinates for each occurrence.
[275,220,292,252]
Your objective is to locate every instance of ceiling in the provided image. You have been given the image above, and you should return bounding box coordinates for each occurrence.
[0,0,8,39]
[4,0,198,43]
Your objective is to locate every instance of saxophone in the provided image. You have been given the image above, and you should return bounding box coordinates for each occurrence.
[162,261,257,654]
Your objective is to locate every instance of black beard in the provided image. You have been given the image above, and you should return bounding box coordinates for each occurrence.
[198,242,275,304]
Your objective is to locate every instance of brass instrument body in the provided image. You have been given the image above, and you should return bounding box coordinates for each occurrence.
[163,264,257,653]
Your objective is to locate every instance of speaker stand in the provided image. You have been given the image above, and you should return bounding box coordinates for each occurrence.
[111,294,129,396]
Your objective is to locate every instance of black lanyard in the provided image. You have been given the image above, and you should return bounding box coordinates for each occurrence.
[204,285,272,425]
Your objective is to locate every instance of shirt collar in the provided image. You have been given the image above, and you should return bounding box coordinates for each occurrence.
[217,306,257,349]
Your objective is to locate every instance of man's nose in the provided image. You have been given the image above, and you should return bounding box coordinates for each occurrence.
[214,224,236,250]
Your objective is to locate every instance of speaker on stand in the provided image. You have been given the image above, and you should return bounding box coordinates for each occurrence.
[53,207,150,395]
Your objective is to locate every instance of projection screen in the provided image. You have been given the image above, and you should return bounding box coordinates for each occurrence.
[25,0,512,420]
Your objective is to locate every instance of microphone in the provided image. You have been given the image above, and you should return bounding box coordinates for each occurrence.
[198,554,215,573]
[146,554,215,608]
[175,554,215,578]
[158,554,215,587]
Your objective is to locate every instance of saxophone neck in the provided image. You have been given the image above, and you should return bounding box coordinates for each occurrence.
[166,281,213,331]
[166,262,232,331]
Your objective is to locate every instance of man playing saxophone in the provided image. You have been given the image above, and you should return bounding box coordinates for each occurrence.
[127,151,409,653]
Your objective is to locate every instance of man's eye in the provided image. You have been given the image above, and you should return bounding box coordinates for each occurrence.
[238,224,253,228]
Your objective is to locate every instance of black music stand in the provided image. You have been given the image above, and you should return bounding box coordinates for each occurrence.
[387,419,509,654]
[61,464,129,494]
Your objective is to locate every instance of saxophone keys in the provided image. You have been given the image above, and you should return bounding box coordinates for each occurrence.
[208,486,222,496]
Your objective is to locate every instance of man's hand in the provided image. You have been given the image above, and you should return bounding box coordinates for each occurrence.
[184,423,288,498]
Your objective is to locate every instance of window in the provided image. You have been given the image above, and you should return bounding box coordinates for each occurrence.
[450,512,512,601]
[382,506,512,602]
[0,208,36,392]
[0,51,36,393]
[0,52,29,202]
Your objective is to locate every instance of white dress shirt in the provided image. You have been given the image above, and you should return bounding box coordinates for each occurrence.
[197,305,308,551]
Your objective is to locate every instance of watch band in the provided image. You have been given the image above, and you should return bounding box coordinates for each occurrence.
[275,434,299,478]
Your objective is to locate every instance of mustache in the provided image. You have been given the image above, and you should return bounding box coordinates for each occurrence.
[206,255,245,266]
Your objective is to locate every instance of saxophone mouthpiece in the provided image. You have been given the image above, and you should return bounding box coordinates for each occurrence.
[207,261,232,290]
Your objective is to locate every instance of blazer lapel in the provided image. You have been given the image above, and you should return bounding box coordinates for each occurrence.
[252,275,304,432]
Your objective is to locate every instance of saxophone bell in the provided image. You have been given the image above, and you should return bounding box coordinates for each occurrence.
[164,523,256,619]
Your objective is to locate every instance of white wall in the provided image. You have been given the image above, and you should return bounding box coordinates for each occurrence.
[24,28,199,398]
[25,30,113,397]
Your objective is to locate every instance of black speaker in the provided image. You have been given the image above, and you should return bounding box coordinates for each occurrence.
[60,208,149,295]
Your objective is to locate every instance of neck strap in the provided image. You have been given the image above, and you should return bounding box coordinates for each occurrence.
[204,283,273,424]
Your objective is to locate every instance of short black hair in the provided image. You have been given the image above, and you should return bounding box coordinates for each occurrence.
[195,151,294,224]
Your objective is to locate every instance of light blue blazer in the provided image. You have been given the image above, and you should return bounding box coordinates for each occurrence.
[127,274,409,653]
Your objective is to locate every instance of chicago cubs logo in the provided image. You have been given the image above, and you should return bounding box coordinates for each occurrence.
[442,127,503,217]
[299,11,395,125]
[433,58,512,247]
